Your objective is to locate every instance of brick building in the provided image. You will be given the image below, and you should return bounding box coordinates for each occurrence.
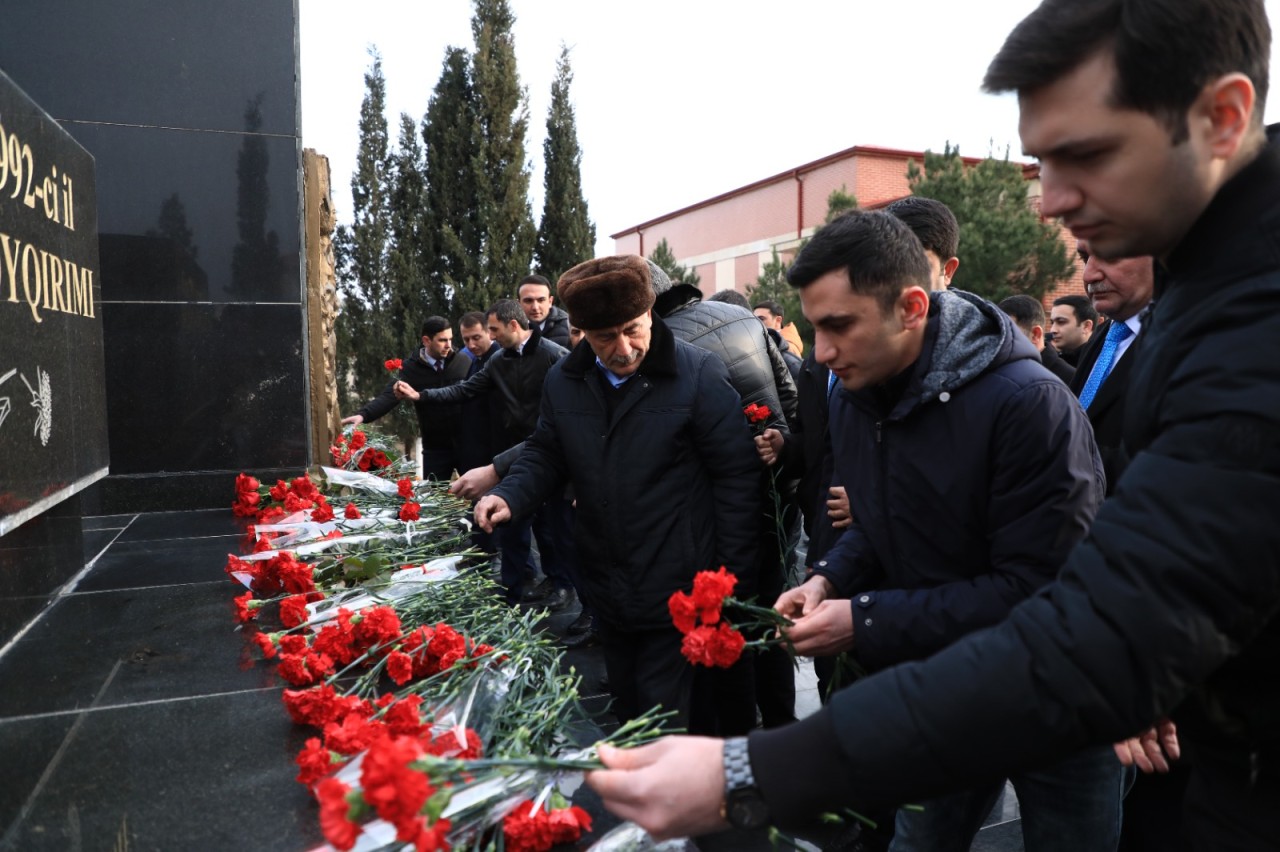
[611,144,1086,306]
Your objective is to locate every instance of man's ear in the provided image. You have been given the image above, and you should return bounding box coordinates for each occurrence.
[899,286,931,329]
[942,256,960,284]
[1082,318,1095,336]
[1030,324,1045,349]
[1197,72,1258,160]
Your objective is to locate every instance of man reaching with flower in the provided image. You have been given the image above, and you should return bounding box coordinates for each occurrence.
[474,255,761,731]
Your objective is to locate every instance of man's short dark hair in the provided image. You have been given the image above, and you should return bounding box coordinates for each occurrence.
[518,274,552,294]
[1052,294,1099,325]
[487,298,529,329]
[787,210,931,314]
[706,290,751,310]
[421,316,451,338]
[459,311,487,329]
[752,299,785,319]
[983,0,1270,143]
[999,294,1046,337]
[884,196,960,260]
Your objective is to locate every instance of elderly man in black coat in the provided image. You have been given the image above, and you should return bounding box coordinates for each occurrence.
[475,255,761,731]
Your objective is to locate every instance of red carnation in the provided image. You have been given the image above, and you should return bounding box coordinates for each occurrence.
[681,623,746,668]
[353,606,402,651]
[280,634,309,655]
[667,590,698,634]
[397,477,414,498]
[399,501,421,522]
[383,695,427,738]
[278,653,316,686]
[252,632,278,659]
[279,594,312,629]
[269,479,290,502]
[743,402,772,425]
[283,491,314,513]
[387,650,415,685]
[349,431,367,450]
[311,500,335,523]
[235,472,260,493]
[384,358,403,372]
[233,591,259,624]
[295,737,336,786]
[316,777,361,851]
[257,504,286,524]
[324,712,386,755]
[283,684,342,727]
[344,502,361,519]
[361,734,433,841]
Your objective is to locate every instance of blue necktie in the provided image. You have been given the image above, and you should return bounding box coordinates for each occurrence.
[1079,321,1133,409]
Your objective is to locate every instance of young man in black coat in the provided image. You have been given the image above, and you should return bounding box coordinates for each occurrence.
[775,211,1117,849]
[342,316,469,480]
[588,2,1280,848]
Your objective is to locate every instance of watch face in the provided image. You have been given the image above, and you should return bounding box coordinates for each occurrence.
[728,790,769,830]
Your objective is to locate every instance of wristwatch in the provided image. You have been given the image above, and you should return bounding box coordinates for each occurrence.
[721,736,770,830]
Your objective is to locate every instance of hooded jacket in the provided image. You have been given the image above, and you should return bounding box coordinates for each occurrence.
[490,315,760,630]
[533,305,572,349]
[810,289,1105,672]
[749,129,1280,836]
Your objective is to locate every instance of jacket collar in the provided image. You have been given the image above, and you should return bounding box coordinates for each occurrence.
[504,324,544,357]
[562,312,678,379]
[1162,124,1280,292]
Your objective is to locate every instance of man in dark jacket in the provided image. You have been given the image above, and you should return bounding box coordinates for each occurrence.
[518,274,572,349]
[999,294,1076,384]
[587,2,1280,848]
[342,316,470,480]
[776,211,1117,848]
[398,300,575,606]
[476,255,760,731]
[654,266,800,732]
[1071,242,1155,495]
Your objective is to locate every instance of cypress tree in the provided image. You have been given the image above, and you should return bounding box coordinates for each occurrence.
[467,0,536,309]
[388,112,444,337]
[335,50,414,443]
[422,46,482,312]
[534,45,596,282]
[648,238,700,288]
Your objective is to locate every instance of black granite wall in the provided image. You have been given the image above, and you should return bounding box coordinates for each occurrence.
[0,0,308,514]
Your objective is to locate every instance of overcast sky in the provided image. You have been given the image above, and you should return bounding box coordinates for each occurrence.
[299,0,1280,258]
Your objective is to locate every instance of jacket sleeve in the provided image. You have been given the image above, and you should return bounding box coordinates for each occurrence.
[357,375,402,423]
[852,378,1104,671]
[488,376,567,521]
[747,367,1280,824]
[420,359,495,405]
[690,354,762,592]
[492,441,524,478]
[764,332,800,430]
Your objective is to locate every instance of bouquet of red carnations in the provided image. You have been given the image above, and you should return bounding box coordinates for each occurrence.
[668,566,793,668]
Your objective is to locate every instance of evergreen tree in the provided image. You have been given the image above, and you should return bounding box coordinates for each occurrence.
[648,238,701,288]
[825,184,859,223]
[335,51,414,443]
[423,46,482,312]
[908,143,1074,303]
[388,112,445,341]
[534,45,596,282]
[467,0,536,309]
